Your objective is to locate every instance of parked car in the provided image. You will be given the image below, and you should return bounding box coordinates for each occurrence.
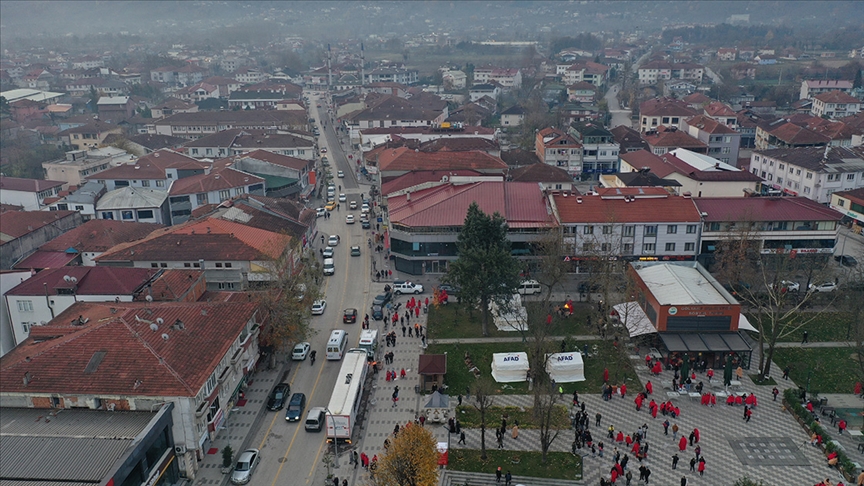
[438,284,460,295]
[361,219,371,229]
[322,246,334,258]
[517,279,542,295]
[345,214,355,224]
[311,300,327,315]
[339,193,347,202]
[328,235,340,246]
[349,200,358,210]
[267,383,291,411]
[768,280,800,292]
[835,255,859,267]
[343,308,358,323]
[394,281,424,294]
[321,147,327,153]
[292,342,311,360]
[337,170,345,178]
[373,292,393,306]
[350,245,361,256]
[285,393,307,422]
[808,281,837,293]
[372,304,383,321]
[316,207,326,217]
[231,449,261,484]
[305,407,326,431]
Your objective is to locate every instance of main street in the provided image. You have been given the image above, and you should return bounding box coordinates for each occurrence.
[242,92,386,486]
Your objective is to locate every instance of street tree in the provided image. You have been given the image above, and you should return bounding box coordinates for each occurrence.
[471,377,496,460]
[373,422,439,486]
[445,202,521,336]
[533,376,564,464]
[533,229,568,308]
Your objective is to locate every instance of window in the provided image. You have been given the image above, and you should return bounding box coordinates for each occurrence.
[779,163,784,170]
[191,148,199,155]
[17,300,34,312]
[789,167,794,174]
[215,262,223,268]
[184,262,191,268]
[218,282,235,290]
[767,174,773,181]
[141,180,150,187]
[160,263,167,268]
[722,147,730,154]
[219,190,231,201]
[644,225,657,236]
[623,243,633,254]
[601,243,611,252]
[137,210,154,219]
[121,210,134,220]
[806,172,813,180]
[623,226,635,237]
[685,242,695,252]
[804,187,811,194]
[235,187,245,196]
[847,174,856,181]
[151,263,159,268]
[602,226,612,235]
[75,205,84,211]
[582,243,593,252]
[665,242,676,252]
[584,225,594,235]
[796,169,801,176]
[225,263,232,268]
[777,177,783,185]
[667,225,677,234]
[101,211,114,219]
[686,224,697,234]
[197,193,207,205]
[156,180,165,187]
[22,322,31,333]
[643,243,655,253]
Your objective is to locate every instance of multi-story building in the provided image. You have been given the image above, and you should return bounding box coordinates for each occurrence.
[183,129,315,160]
[42,147,133,186]
[755,120,830,151]
[0,210,84,270]
[473,67,522,89]
[553,187,702,269]
[684,115,741,164]
[0,176,65,210]
[166,167,266,225]
[639,98,699,132]
[642,126,708,155]
[830,188,864,233]
[149,111,307,140]
[535,127,584,178]
[810,91,861,119]
[800,79,854,100]
[749,146,864,203]
[93,149,209,192]
[57,120,124,150]
[638,61,704,85]
[571,122,619,179]
[621,149,760,198]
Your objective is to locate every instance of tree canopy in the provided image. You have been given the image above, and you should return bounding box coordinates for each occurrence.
[374,423,439,486]
[445,203,521,336]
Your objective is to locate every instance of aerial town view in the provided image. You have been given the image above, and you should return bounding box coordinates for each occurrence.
[2,1,864,485]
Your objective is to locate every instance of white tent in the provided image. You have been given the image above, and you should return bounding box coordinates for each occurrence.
[737,314,760,333]
[490,294,528,332]
[491,352,529,383]
[613,302,656,337]
[545,352,585,383]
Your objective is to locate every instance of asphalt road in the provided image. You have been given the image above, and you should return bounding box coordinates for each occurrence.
[242,93,384,486]
[604,84,632,130]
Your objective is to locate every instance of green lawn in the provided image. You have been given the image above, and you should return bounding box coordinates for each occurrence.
[426,302,593,340]
[454,405,571,430]
[772,347,862,394]
[448,449,583,481]
[426,340,640,396]
[768,312,855,343]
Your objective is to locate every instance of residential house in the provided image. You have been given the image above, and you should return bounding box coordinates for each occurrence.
[611,125,650,153]
[468,84,500,102]
[102,133,189,155]
[694,197,841,264]
[571,122,619,179]
[94,216,293,290]
[500,105,525,127]
[149,65,207,86]
[684,115,741,163]
[0,299,261,480]
[150,111,307,140]
[810,91,861,119]
[174,83,220,103]
[364,67,418,85]
[598,168,683,194]
[357,125,496,152]
[620,149,760,198]
[166,166,265,225]
[562,62,609,87]
[507,163,575,191]
[65,77,127,97]
[342,95,448,140]
[830,188,864,233]
[642,126,708,155]
[535,127,584,178]
[749,146,864,203]
[418,137,501,158]
[800,79,854,100]
[96,96,134,123]
[717,48,738,61]
[730,63,757,80]
[375,147,508,179]
[0,176,66,210]
[755,119,831,150]
[442,69,467,90]
[639,97,699,132]
[93,149,209,192]
[567,82,597,103]
[182,129,315,160]
[0,210,84,270]
[57,120,124,150]
[231,149,314,198]
[703,102,738,129]
[151,98,198,119]
[199,194,315,247]
[473,67,522,89]
[96,186,170,224]
[553,187,702,266]
[754,54,777,65]
[201,76,243,98]
[387,181,557,274]
[0,270,32,356]
[501,148,542,167]
[275,99,305,111]
[446,103,491,126]
[34,219,163,267]
[44,180,106,220]
[43,147,133,187]
[638,61,704,85]
[227,90,289,110]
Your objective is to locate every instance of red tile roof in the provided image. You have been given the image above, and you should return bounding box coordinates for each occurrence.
[639,98,699,117]
[168,167,264,195]
[377,147,508,173]
[0,175,65,193]
[767,122,831,146]
[508,163,574,183]
[381,170,486,195]
[0,300,258,397]
[813,90,860,104]
[703,102,737,117]
[388,181,556,229]
[95,149,207,180]
[0,210,79,240]
[693,197,843,223]
[137,269,204,302]
[38,219,163,254]
[239,149,311,171]
[6,266,157,296]
[686,115,735,135]
[643,127,708,149]
[554,191,701,224]
[620,150,676,178]
[12,250,79,270]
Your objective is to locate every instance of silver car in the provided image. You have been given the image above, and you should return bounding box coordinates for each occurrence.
[231,449,260,484]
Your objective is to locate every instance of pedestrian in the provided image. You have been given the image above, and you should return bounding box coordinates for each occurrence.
[419,414,426,427]
[697,457,705,477]
[672,423,679,440]
[458,394,463,406]
[333,477,339,486]
[802,330,809,344]
[679,435,687,451]
[689,457,696,472]
[512,424,519,440]
[772,387,779,401]
[505,471,512,486]
[573,390,580,406]
[352,450,358,468]
[663,420,670,435]
[596,412,602,427]
[360,452,368,469]
[672,453,679,469]
[408,325,413,337]
[681,476,687,486]
[459,430,466,444]
[496,466,502,483]
[783,365,790,380]
[644,466,651,484]
[625,470,633,485]
[694,445,701,459]
[839,419,848,434]
[689,431,696,446]
[497,433,504,449]
[638,465,646,481]
[342,480,348,486]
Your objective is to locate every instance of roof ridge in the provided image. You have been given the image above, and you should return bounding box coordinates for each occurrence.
[120,316,196,395]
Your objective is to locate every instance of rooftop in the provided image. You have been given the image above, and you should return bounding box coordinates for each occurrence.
[96,186,169,210]
[635,261,733,306]
[0,175,65,193]
[554,189,700,224]
[693,196,843,223]
[6,266,157,296]
[377,147,508,173]
[38,219,162,254]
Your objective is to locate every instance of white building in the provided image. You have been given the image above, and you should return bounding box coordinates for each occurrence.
[0,176,65,211]
[750,146,864,203]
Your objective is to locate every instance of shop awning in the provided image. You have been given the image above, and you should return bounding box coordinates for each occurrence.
[659,332,752,353]
[613,301,656,337]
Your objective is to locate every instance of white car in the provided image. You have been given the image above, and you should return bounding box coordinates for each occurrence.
[394,281,424,295]
[311,300,327,315]
[321,147,327,154]
[337,170,345,178]
[808,282,837,293]
[339,193,347,202]
[231,449,260,484]
[349,200,358,210]
[361,203,370,214]
[345,214,355,224]
[769,280,800,292]
[292,342,311,360]
[316,207,326,218]
[322,246,334,258]
[328,235,340,246]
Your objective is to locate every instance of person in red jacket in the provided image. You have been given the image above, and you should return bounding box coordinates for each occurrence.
[679,435,687,451]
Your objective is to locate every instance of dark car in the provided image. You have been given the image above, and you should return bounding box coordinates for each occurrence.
[267,383,291,411]
[361,219,371,229]
[438,284,460,295]
[285,393,307,422]
[835,255,859,267]
[372,304,384,321]
[343,308,358,323]
[372,292,392,307]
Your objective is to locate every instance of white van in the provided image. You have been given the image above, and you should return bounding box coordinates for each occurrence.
[304,407,326,432]
[323,258,335,275]
[326,329,348,360]
[357,329,378,358]
[517,279,541,295]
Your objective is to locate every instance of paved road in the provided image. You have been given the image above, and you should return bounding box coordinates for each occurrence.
[604,84,632,130]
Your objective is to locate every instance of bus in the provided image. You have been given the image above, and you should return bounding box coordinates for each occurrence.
[326,330,348,360]
[325,349,369,444]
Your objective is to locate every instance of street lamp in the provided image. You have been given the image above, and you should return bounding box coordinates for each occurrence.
[324,407,339,467]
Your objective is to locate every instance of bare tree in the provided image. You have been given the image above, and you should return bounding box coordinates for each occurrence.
[533,229,568,308]
[534,378,563,464]
[471,378,496,460]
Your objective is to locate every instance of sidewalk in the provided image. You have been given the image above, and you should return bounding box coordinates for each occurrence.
[189,360,290,486]
[431,335,601,345]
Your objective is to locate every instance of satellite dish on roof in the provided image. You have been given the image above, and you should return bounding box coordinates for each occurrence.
[150,323,158,332]
[70,277,77,283]
[161,333,170,341]
[156,317,164,325]
[145,295,153,302]
[63,275,72,283]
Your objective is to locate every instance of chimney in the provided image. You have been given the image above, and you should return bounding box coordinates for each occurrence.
[406,191,411,202]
